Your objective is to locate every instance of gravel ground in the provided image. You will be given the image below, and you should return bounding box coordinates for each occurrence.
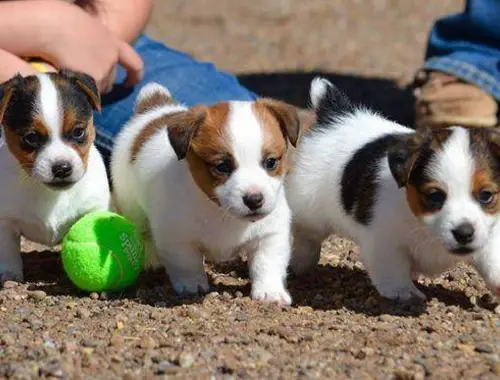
[6,1,500,379]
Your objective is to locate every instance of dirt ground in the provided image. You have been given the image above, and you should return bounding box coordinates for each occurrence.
[6,1,500,379]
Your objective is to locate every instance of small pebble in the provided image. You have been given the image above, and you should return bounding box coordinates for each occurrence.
[178,351,195,368]
[2,281,19,289]
[157,361,177,375]
[81,339,101,348]
[61,341,78,353]
[475,344,493,354]
[109,335,122,347]
[89,292,99,300]
[150,310,162,321]
[297,306,314,314]
[139,336,157,350]
[75,308,91,319]
[235,291,243,298]
[222,292,232,301]
[28,290,46,302]
[1,334,15,346]
[379,314,393,322]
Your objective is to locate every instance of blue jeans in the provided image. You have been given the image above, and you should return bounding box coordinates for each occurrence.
[94,35,255,160]
[424,0,500,102]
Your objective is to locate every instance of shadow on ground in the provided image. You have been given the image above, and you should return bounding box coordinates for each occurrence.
[238,71,416,127]
[22,249,475,317]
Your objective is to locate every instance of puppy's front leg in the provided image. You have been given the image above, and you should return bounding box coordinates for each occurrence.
[0,222,23,282]
[361,240,425,301]
[249,231,292,305]
[157,245,209,296]
[471,231,500,296]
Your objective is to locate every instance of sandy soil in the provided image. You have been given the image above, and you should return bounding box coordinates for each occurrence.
[6,1,500,379]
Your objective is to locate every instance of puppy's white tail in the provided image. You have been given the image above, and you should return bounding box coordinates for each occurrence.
[309,76,354,127]
[135,82,176,114]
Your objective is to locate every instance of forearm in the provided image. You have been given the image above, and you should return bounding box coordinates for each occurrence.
[81,0,154,43]
[0,1,66,59]
[0,49,36,84]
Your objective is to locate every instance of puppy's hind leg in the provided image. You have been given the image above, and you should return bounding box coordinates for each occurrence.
[290,226,322,275]
[156,242,209,296]
[360,239,425,301]
[0,222,23,282]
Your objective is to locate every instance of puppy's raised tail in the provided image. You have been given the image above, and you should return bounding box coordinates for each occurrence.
[309,77,354,128]
[134,82,177,115]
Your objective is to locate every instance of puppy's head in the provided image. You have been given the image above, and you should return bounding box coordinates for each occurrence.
[166,99,299,220]
[0,70,100,189]
[389,126,500,255]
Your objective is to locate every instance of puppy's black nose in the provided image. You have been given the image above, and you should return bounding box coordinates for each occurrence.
[243,192,264,211]
[52,161,73,179]
[452,223,475,245]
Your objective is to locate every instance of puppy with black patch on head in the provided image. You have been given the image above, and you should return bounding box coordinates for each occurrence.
[111,83,299,304]
[0,70,110,282]
[287,77,500,301]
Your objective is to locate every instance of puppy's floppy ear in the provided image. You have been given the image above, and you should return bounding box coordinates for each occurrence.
[388,130,429,188]
[257,98,300,147]
[0,74,23,122]
[167,105,208,160]
[59,69,101,112]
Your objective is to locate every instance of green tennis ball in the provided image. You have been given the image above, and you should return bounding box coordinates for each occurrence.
[62,211,145,292]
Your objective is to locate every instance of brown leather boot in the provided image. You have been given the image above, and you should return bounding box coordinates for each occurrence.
[413,69,498,130]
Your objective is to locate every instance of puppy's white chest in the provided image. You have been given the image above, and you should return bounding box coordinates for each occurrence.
[12,192,84,245]
[190,218,254,262]
[14,213,66,246]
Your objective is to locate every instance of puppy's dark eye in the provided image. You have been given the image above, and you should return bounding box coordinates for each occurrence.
[22,132,42,148]
[263,157,279,171]
[425,188,447,210]
[214,159,233,176]
[478,190,494,205]
[70,126,87,142]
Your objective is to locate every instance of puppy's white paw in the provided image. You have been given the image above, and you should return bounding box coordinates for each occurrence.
[170,272,210,296]
[251,283,292,305]
[377,283,426,301]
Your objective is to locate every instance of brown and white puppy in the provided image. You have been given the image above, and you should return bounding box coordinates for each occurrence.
[0,70,110,281]
[111,83,298,304]
[288,77,500,301]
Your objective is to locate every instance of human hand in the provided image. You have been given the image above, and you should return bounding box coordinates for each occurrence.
[40,1,143,93]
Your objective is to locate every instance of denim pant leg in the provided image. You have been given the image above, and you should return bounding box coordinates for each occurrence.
[424,0,500,102]
[93,35,256,160]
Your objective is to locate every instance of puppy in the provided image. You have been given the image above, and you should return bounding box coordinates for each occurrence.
[111,83,299,304]
[287,77,500,301]
[0,70,110,281]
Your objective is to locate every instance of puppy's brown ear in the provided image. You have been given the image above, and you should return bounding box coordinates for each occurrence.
[59,69,101,112]
[167,105,208,160]
[257,98,300,147]
[0,74,23,122]
[388,130,429,188]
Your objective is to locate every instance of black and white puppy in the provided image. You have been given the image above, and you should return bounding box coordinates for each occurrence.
[287,77,500,301]
[0,70,110,282]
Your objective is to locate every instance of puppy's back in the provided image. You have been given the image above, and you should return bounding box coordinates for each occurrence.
[287,78,412,238]
[110,83,187,229]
